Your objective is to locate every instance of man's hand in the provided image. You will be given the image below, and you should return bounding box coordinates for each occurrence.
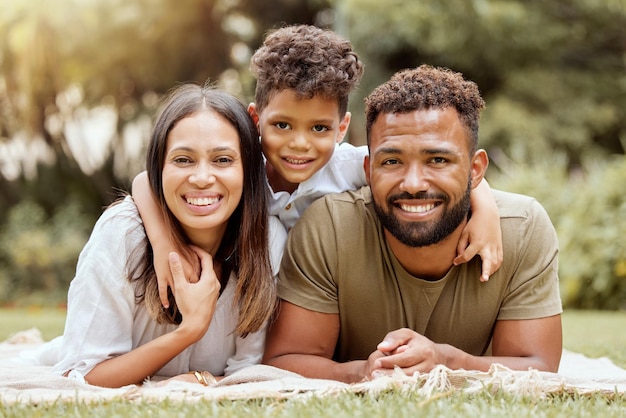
[367,328,446,378]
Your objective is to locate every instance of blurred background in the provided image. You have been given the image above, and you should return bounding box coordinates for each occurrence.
[0,0,624,310]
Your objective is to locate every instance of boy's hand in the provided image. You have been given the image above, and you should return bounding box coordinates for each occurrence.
[456,179,503,282]
[453,221,503,282]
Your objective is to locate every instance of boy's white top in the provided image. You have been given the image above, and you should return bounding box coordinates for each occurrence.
[269,142,368,229]
[50,196,287,380]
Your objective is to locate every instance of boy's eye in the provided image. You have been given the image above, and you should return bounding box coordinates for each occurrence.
[275,122,291,130]
[312,125,329,133]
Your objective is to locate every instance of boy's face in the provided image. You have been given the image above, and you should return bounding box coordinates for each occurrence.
[249,89,350,193]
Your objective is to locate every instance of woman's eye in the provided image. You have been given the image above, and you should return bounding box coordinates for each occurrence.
[215,156,234,164]
[173,156,192,164]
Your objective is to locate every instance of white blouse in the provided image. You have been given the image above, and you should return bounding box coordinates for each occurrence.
[50,196,287,380]
[269,142,368,229]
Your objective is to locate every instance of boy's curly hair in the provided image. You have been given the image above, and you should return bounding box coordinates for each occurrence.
[250,24,364,116]
[365,65,485,152]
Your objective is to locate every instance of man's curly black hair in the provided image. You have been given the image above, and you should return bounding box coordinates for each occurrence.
[365,65,485,152]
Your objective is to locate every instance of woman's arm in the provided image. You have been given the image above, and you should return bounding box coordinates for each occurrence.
[84,250,220,387]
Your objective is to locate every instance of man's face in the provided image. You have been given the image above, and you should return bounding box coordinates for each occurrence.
[365,107,479,247]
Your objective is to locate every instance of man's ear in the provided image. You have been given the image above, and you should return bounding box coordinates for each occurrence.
[337,112,352,143]
[247,103,260,126]
[364,155,371,186]
[470,149,489,189]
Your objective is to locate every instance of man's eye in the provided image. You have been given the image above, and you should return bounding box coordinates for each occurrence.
[312,125,329,133]
[431,157,447,164]
[275,122,291,130]
[382,159,400,166]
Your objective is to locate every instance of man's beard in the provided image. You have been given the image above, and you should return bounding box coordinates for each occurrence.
[373,179,472,248]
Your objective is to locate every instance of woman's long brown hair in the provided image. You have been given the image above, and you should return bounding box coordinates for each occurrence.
[131,83,274,337]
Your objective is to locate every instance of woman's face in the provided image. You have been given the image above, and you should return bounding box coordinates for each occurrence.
[162,110,244,248]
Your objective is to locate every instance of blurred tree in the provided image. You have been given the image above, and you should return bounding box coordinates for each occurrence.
[1,0,239,212]
[0,0,333,216]
[343,0,626,171]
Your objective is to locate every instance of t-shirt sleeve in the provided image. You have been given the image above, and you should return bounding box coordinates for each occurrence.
[497,197,563,320]
[278,195,340,314]
[51,198,144,378]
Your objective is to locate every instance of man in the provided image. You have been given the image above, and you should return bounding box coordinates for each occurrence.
[263,65,562,383]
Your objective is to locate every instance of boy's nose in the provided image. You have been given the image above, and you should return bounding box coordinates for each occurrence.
[289,132,311,150]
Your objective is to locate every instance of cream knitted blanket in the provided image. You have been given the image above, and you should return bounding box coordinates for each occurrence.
[1,328,625,404]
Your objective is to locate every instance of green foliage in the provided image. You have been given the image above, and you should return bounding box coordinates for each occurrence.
[0,199,92,306]
[344,0,626,162]
[489,154,626,310]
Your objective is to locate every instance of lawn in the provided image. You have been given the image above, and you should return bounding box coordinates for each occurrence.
[1,308,625,417]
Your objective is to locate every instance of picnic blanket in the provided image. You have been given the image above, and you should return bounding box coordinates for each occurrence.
[1,328,625,404]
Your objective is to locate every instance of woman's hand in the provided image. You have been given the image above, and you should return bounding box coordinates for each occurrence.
[169,246,220,339]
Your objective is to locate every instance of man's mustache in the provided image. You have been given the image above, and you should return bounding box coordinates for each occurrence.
[388,192,448,202]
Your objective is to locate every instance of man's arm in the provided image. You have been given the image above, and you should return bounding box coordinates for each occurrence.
[263,301,379,383]
[374,314,562,375]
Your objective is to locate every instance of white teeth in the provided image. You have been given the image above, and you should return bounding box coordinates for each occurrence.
[186,196,220,206]
[285,157,309,165]
[400,203,435,213]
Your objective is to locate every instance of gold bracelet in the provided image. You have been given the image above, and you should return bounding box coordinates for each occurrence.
[188,370,217,386]
[200,370,218,386]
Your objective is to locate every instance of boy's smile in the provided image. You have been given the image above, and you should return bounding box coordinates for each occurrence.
[249,89,351,194]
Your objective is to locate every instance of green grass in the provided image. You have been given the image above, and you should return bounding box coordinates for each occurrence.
[0,306,66,342]
[1,309,625,417]
[561,310,626,369]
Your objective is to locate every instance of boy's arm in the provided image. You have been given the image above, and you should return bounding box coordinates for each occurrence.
[131,171,197,308]
[454,178,503,282]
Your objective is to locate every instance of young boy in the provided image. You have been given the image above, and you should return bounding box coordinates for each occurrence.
[132,25,502,308]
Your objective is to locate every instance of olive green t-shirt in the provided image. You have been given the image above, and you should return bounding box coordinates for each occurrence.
[278,187,562,362]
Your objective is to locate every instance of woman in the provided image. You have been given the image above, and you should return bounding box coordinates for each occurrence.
[50,84,286,387]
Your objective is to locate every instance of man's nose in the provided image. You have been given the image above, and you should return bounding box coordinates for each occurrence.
[400,164,429,194]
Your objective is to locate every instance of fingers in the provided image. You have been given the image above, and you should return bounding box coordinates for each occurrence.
[376,328,414,355]
[455,231,470,263]
[188,246,219,286]
[169,252,186,290]
[454,242,504,282]
[158,278,171,309]
[480,257,493,282]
